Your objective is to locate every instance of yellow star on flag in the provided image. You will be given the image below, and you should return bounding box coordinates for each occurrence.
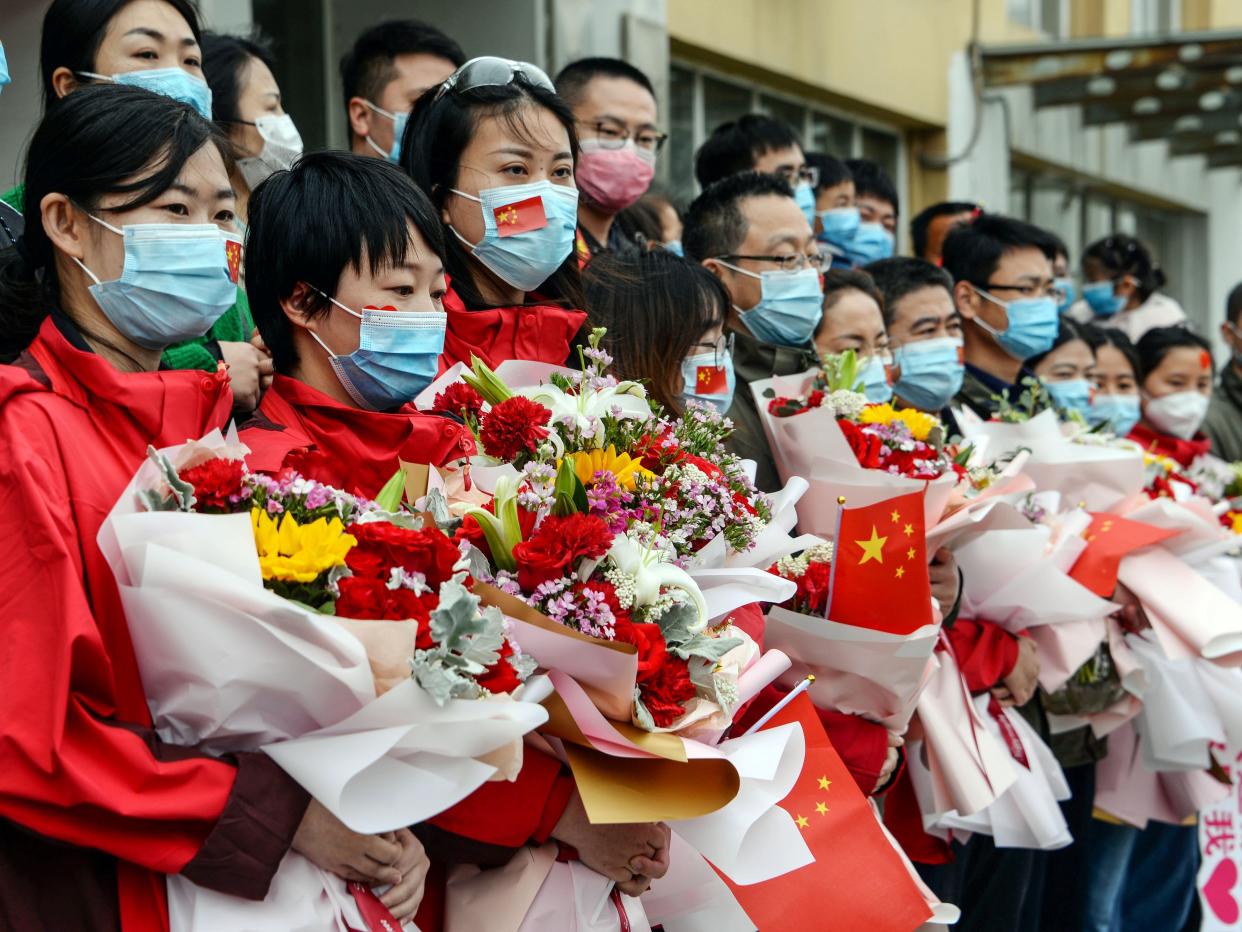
[907,547,916,560]
[817,775,831,790]
[895,566,905,579]
[497,206,518,225]
[903,523,914,537]
[890,509,901,523]
[856,526,887,565]
[815,801,828,815]
[795,814,809,829]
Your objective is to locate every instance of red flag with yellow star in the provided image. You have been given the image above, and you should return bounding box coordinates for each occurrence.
[826,489,932,636]
[695,363,729,394]
[224,237,242,284]
[1069,512,1180,597]
[720,693,933,930]
[493,195,548,237]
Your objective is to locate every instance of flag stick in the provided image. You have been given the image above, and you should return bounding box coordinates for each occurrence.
[742,674,815,736]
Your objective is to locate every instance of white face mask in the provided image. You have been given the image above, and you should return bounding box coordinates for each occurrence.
[237,114,303,189]
[1144,390,1209,440]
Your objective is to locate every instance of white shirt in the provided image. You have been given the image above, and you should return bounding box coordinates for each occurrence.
[1066,291,1187,342]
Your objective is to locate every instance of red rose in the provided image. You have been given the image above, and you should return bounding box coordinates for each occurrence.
[511,513,614,592]
[640,654,697,728]
[180,457,245,512]
[346,523,460,588]
[476,640,522,694]
[335,576,438,626]
[799,560,833,615]
[837,419,885,470]
[479,396,552,461]
[433,382,485,421]
[612,617,668,684]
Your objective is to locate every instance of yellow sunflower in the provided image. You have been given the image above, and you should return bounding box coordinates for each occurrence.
[251,509,356,582]
[566,445,656,491]
[858,403,937,442]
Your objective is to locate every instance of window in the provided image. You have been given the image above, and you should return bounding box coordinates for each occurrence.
[1007,0,1068,37]
[1131,0,1180,34]
[668,64,696,200]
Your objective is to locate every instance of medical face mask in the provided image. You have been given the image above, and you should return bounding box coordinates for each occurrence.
[1143,390,1209,441]
[720,263,823,347]
[680,349,736,414]
[237,113,304,189]
[817,207,860,251]
[80,67,212,119]
[844,222,894,266]
[1054,277,1076,314]
[794,182,817,227]
[73,216,238,349]
[859,353,894,403]
[971,285,1058,361]
[309,294,447,411]
[1044,378,1092,417]
[363,102,408,164]
[448,181,579,292]
[574,139,655,214]
[0,42,10,95]
[1082,280,1127,318]
[1089,393,1141,436]
[892,337,965,412]
[663,240,684,257]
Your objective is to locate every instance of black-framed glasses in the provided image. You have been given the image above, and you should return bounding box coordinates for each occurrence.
[692,331,736,368]
[720,252,830,273]
[977,280,1057,299]
[434,56,555,102]
[578,118,669,152]
[774,165,820,188]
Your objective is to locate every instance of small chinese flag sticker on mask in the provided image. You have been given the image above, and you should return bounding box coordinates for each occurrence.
[494,195,548,237]
[956,344,966,364]
[1201,350,1213,372]
[224,238,242,284]
[696,364,729,394]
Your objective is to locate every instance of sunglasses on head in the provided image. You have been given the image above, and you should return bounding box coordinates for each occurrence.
[434,56,556,102]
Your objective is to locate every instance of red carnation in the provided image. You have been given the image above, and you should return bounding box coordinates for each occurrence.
[476,640,522,694]
[433,382,486,421]
[837,419,885,470]
[640,654,697,727]
[612,617,668,684]
[180,457,245,513]
[345,523,460,589]
[479,396,552,461]
[335,576,439,633]
[511,513,614,592]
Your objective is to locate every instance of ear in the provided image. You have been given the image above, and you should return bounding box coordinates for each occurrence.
[953,280,978,320]
[281,282,320,331]
[1116,275,1139,300]
[701,258,727,282]
[50,67,80,100]
[40,193,88,261]
[1221,321,1236,347]
[347,98,371,140]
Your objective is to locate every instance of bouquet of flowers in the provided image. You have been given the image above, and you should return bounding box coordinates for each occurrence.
[99,428,551,931]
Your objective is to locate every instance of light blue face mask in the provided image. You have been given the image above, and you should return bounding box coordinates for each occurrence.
[74,217,237,349]
[794,182,817,227]
[80,68,212,119]
[816,207,860,251]
[859,354,893,403]
[1054,277,1076,314]
[450,181,578,292]
[892,337,965,412]
[972,286,1059,361]
[0,42,10,95]
[845,222,894,267]
[1044,377,1093,417]
[664,240,684,257]
[310,294,446,411]
[680,350,736,414]
[1082,280,1127,318]
[1088,393,1141,436]
[721,263,823,347]
[363,102,408,164]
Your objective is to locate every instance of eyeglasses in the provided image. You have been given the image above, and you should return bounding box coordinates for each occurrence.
[578,118,668,152]
[692,331,736,369]
[979,280,1058,299]
[774,165,820,188]
[434,56,555,102]
[720,252,830,273]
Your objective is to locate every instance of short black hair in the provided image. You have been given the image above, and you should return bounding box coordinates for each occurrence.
[554,57,655,107]
[909,201,978,260]
[844,158,899,216]
[1227,281,1242,325]
[805,152,852,195]
[1047,230,1069,262]
[694,115,802,189]
[820,268,883,333]
[1083,234,1167,302]
[1093,326,1141,378]
[683,171,795,262]
[1135,325,1213,382]
[245,151,446,374]
[864,257,954,327]
[940,212,1058,292]
[339,20,465,121]
[200,32,276,127]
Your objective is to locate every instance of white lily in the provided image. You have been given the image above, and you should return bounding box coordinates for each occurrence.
[607,533,709,634]
[518,379,653,448]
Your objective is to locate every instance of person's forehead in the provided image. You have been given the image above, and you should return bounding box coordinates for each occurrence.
[573,74,657,123]
[389,52,458,97]
[754,145,804,171]
[738,194,809,247]
[894,285,955,324]
[469,104,571,155]
[858,194,895,216]
[995,246,1051,278]
[827,289,883,328]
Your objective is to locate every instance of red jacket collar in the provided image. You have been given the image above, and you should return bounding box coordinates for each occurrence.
[439,278,586,371]
[1128,422,1212,468]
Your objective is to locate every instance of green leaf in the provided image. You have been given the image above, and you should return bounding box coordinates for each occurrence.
[632,692,656,731]
[656,600,703,648]
[461,355,515,406]
[551,459,582,517]
[429,580,503,672]
[374,467,407,513]
[671,633,744,663]
[145,445,196,511]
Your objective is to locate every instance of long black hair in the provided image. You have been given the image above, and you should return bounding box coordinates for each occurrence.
[1083,234,1166,303]
[40,0,204,110]
[0,84,227,357]
[200,31,276,127]
[400,71,585,312]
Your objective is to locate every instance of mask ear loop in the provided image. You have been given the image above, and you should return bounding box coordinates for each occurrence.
[445,189,485,251]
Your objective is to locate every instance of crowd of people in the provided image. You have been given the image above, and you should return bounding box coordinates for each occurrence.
[2,2,1241,931]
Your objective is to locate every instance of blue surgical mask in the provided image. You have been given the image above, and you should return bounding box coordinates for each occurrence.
[816,207,860,250]
[794,182,817,227]
[1055,277,1076,314]
[680,350,736,414]
[859,354,894,403]
[845,222,894,266]
[1083,280,1127,318]
[972,286,1059,361]
[1088,393,1141,436]
[0,42,10,95]
[721,263,823,347]
[310,294,446,411]
[450,181,578,292]
[1044,378,1092,417]
[73,217,238,349]
[80,68,212,120]
[363,102,408,164]
[892,337,965,412]
[664,240,684,257]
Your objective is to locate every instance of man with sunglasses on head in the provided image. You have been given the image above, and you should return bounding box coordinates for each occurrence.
[555,58,663,262]
[685,170,826,494]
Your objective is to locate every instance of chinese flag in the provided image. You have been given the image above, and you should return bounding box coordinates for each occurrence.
[224,238,242,283]
[827,489,932,635]
[1069,512,1180,597]
[695,364,729,394]
[720,693,932,931]
[493,195,548,237]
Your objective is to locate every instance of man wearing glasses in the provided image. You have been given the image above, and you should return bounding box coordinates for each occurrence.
[684,170,827,493]
[694,115,819,227]
[555,58,664,261]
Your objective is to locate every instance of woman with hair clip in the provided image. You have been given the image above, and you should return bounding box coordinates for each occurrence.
[1068,233,1185,341]
[0,84,418,929]
[401,56,588,369]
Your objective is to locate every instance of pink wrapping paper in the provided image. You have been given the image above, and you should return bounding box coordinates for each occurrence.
[1094,722,1228,828]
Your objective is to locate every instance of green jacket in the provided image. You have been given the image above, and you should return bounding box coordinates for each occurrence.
[1,183,252,371]
[1204,363,1242,464]
[724,325,818,494]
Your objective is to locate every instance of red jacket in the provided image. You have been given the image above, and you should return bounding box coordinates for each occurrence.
[944,618,1021,694]
[1128,422,1212,469]
[439,280,587,371]
[240,374,476,499]
[0,317,307,931]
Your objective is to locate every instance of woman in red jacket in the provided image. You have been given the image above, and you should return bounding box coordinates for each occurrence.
[1128,324,1215,466]
[402,57,588,369]
[0,85,420,930]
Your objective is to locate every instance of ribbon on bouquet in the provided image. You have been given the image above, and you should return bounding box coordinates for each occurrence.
[937,629,1001,794]
[347,882,402,932]
[987,696,1031,770]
